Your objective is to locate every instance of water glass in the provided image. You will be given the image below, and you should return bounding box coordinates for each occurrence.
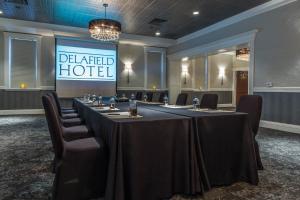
[110,97,116,109]
[129,99,137,117]
[193,97,200,110]
[163,95,169,106]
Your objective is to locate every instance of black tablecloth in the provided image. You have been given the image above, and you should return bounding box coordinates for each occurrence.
[139,103,259,186]
[74,100,203,200]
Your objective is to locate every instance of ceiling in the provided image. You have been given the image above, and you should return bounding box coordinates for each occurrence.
[0,0,270,39]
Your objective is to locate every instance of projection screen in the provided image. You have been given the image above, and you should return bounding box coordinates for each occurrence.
[55,38,117,98]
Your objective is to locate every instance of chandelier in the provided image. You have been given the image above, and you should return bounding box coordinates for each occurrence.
[236,48,250,61]
[89,3,122,41]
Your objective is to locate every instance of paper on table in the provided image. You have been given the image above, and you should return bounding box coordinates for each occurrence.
[201,109,235,113]
[92,107,119,112]
[138,101,163,105]
[101,112,143,119]
[160,105,193,109]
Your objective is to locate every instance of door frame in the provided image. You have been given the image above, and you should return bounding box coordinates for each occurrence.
[232,68,249,106]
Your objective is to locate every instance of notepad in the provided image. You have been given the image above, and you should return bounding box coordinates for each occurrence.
[93,107,119,112]
[101,112,143,119]
[160,105,193,109]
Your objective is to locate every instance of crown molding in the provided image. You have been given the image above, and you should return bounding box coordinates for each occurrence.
[176,0,297,44]
[168,30,258,59]
[0,17,175,47]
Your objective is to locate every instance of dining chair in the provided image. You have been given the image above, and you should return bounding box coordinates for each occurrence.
[42,95,107,200]
[146,92,154,102]
[200,94,218,109]
[135,91,143,100]
[49,92,79,119]
[46,94,91,141]
[236,95,264,170]
[51,91,78,115]
[158,92,166,103]
[176,93,188,105]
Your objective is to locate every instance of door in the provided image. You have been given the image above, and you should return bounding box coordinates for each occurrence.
[236,71,248,105]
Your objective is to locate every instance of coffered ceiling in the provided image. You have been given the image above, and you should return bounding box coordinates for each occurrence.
[0,0,270,39]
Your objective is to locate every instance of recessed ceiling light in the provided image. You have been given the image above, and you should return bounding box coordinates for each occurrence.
[218,49,226,53]
[182,57,189,61]
[193,11,199,15]
[155,31,161,36]
[0,10,3,15]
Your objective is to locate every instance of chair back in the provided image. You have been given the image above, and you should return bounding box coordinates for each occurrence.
[42,95,65,160]
[47,92,63,117]
[236,95,262,135]
[146,92,153,102]
[158,92,165,103]
[200,94,218,109]
[51,91,63,116]
[135,92,143,100]
[176,93,188,105]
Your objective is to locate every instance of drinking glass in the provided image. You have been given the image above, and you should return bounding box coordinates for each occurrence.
[129,99,137,117]
[110,97,116,109]
[143,94,148,102]
[163,95,169,106]
[98,95,103,107]
[193,97,200,110]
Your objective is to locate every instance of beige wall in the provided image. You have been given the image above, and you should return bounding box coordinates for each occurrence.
[118,44,145,88]
[0,32,165,90]
[208,54,233,89]
[147,52,162,89]
[168,1,300,88]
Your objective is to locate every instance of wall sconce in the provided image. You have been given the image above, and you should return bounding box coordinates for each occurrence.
[218,66,225,86]
[20,83,27,89]
[182,64,188,85]
[124,62,132,84]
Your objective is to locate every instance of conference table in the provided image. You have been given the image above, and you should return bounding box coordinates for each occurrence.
[74,99,259,200]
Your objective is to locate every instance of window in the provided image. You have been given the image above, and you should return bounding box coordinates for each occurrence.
[4,32,41,89]
[144,47,166,90]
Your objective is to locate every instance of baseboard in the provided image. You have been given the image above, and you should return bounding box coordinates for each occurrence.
[260,120,300,134]
[0,109,44,115]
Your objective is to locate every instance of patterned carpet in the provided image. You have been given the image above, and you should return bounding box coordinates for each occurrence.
[0,116,299,200]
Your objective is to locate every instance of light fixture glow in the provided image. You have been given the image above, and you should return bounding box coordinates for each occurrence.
[182,64,189,84]
[124,62,133,84]
[193,11,199,15]
[218,66,226,85]
[0,10,3,15]
[182,57,189,61]
[155,31,161,36]
[89,3,122,41]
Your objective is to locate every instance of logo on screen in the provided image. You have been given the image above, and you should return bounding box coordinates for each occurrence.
[56,46,116,81]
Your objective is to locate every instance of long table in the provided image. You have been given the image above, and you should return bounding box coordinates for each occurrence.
[74,99,259,200]
[140,103,259,186]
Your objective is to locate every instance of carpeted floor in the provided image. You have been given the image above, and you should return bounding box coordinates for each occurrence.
[0,116,299,200]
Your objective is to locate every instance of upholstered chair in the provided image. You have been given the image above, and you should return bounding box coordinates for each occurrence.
[236,95,264,170]
[146,92,154,102]
[51,91,79,117]
[46,94,90,141]
[42,95,107,200]
[200,94,219,109]
[176,93,188,105]
[135,91,143,100]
